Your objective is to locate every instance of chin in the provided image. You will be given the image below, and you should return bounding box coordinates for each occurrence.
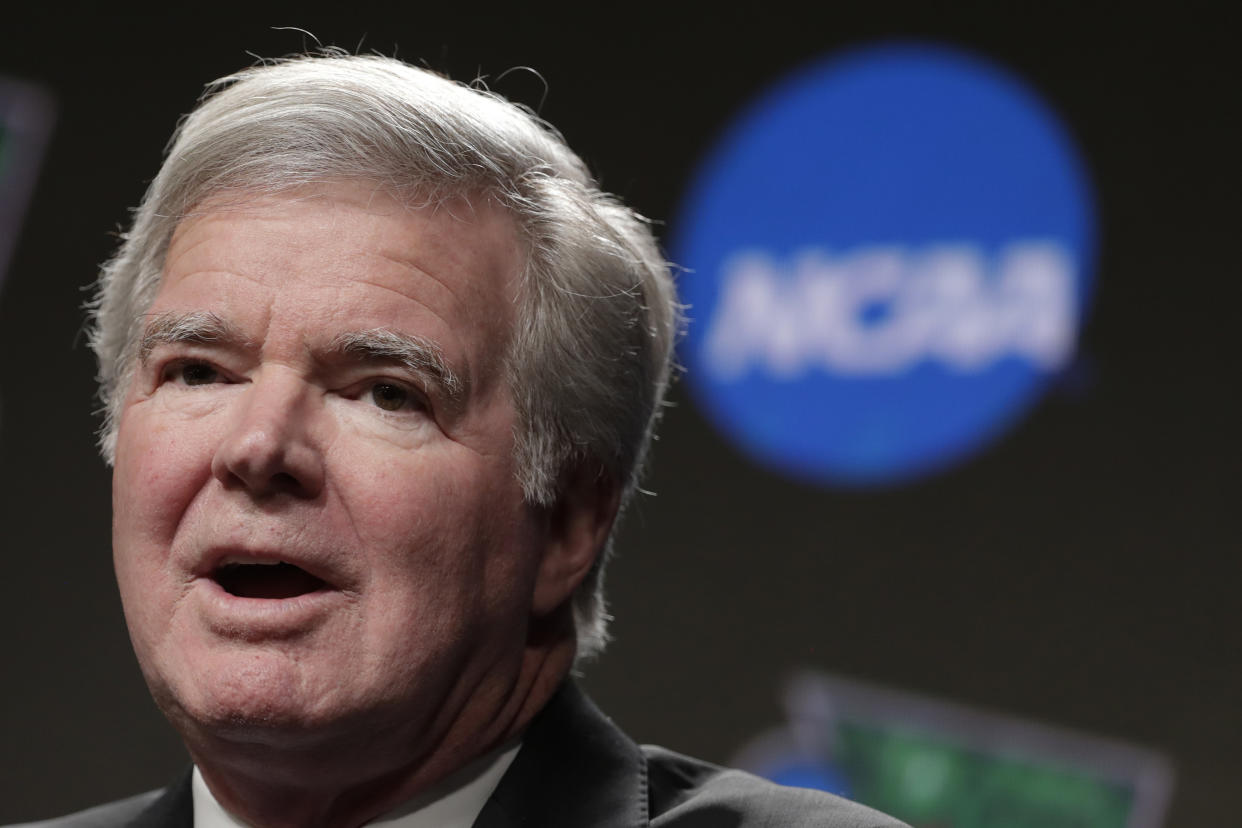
[147,648,352,747]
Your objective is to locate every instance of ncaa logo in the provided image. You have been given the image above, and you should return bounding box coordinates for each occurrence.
[674,43,1096,486]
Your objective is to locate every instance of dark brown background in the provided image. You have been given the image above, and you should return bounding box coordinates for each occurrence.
[1,4,1237,825]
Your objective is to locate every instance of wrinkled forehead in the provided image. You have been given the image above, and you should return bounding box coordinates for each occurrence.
[153,181,529,387]
[174,180,527,285]
[172,180,525,308]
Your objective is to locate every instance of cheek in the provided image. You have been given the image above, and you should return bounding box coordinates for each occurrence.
[111,405,223,670]
[335,447,537,606]
[112,403,219,562]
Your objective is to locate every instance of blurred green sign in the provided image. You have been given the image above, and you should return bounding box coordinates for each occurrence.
[735,672,1173,828]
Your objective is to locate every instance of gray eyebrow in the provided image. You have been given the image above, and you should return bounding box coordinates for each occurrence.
[137,315,464,405]
[139,311,247,363]
[329,329,465,403]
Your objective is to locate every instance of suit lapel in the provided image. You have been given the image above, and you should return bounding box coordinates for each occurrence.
[472,683,648,828]
[125,685,643,828]
[131,768,194,828]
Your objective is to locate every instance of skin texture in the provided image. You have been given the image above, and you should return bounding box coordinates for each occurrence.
[111,182,616,827]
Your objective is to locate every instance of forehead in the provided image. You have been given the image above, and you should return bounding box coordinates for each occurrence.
[154,182,526,386]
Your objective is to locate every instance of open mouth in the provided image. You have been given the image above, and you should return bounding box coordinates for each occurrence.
[213,561,329,600]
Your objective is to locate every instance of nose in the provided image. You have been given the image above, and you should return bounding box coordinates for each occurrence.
[211,369,326,499]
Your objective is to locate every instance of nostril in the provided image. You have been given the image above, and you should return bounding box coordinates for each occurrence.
[210,390,326,498]
[271,471,302,491]
[213,432,323,498]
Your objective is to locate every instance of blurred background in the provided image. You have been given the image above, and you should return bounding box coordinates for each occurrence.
[0,4,1236,826]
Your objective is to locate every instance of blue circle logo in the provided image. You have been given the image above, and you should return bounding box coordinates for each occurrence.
[674,43,1096,486]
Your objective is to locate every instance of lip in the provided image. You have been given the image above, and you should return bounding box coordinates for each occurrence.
[183,545,355,640]
[190,575,348,641]
[193,546,347,590]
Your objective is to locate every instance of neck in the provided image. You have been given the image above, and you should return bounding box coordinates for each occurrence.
[185,634,575,828]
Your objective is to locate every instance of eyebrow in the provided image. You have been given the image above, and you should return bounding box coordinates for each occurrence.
[328,329,465,404]
[139,311,247,363]
[138,313,464,405]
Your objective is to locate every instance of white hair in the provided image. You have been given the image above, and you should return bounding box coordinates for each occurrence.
[88,52,680,661]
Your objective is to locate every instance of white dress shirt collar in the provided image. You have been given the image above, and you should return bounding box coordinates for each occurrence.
[192,742,520,828]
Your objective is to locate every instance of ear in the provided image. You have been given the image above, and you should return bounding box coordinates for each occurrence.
[532,464,622,617]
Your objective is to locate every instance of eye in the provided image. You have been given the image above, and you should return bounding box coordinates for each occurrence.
[163,360,222,386]
[368,382,420,412]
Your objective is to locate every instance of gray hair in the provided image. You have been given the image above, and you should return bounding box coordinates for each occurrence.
[88,52,680,661]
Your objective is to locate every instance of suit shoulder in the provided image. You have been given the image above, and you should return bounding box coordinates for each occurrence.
[3,791,162,828]
[644,746,909,828]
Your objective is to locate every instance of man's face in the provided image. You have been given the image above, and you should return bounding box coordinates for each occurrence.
[112,182,547,758]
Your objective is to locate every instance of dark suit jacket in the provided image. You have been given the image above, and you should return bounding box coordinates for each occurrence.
[14,683,907,827]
